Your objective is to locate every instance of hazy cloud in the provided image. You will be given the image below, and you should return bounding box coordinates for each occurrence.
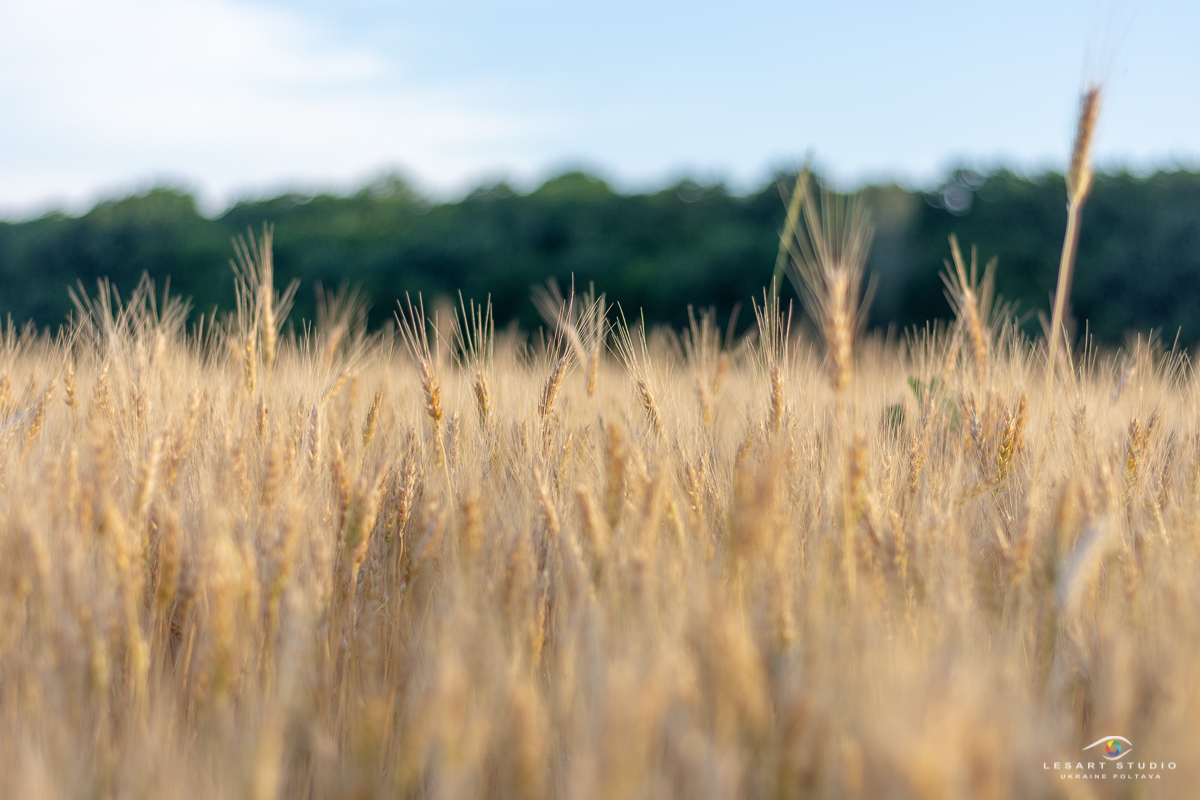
[0,0,545,213]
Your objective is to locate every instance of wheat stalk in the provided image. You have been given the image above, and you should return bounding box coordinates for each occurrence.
[1044,84,1101,400]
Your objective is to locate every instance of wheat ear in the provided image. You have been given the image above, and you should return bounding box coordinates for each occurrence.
[1045,84,1101,400]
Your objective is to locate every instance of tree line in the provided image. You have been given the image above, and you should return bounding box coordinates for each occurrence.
[1,167,1197,345]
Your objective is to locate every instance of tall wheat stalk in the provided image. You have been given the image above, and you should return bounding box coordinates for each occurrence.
[784,181,874,598]
[231,224,300,371]
[1044,84,1101,400]
[769,156,812,302]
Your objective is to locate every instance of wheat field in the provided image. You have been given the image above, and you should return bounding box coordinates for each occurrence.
[2,105,1198,799]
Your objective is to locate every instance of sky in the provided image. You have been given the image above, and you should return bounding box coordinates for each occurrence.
[1,0,1197,217]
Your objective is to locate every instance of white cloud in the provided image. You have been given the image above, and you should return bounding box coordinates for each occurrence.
[0,0,545,214]
[1,0,1196,216]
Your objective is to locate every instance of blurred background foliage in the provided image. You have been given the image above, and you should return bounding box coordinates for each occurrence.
[1,168,1197,345]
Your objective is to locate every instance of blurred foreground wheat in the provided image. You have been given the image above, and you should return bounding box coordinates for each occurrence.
[3,115,1200,798]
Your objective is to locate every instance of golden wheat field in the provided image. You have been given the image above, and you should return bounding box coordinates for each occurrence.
[3,101,1199,798]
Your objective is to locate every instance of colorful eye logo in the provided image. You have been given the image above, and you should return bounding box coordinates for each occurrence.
[1083,736,1132,761]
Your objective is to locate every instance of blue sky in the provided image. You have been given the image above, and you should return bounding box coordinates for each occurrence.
[1,0,1197,216]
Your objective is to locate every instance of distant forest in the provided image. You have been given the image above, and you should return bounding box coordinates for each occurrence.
[2,168,1198,346]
